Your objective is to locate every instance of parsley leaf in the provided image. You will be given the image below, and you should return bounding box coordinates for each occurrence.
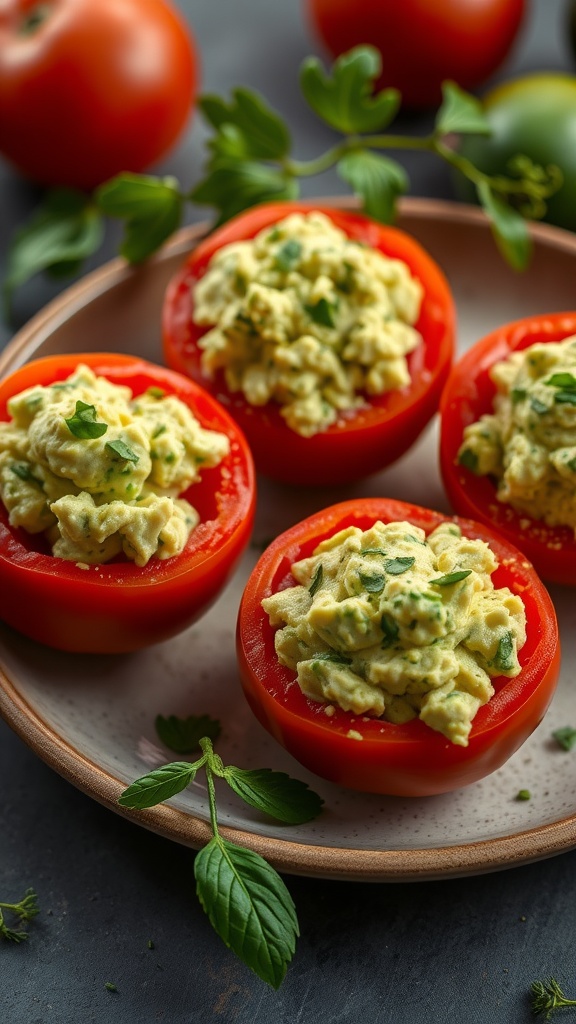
[434,81,491,137]
[552,726,576,752]
[304,297,338,328]
[476,180,532,272]
[300,46,400,134]
[105,439,139,462]
[384,557,415,575]
[0,889,40,943]
[65,401,108,439]
[155,713,222,753]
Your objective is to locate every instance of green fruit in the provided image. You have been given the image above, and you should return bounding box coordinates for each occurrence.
[455,73,576,232]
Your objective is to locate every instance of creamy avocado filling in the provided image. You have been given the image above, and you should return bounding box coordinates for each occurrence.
[262,520,526,746]
[192,211,424,437]
[0,364,230,566]
[457,335,576,532]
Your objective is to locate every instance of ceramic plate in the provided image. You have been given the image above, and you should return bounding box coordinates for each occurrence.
[1,198,575,882]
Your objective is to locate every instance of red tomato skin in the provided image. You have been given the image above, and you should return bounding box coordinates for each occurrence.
[0,353,256,654]
[0,0,198,190]
[306,0,526,109]
[162,201,455,486]
[440,311,576,586]
[236,498,560,797]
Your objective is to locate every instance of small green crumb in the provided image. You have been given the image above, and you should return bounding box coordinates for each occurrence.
[104,982,118,992]
[516,789,531,801]
[147,939,154,950]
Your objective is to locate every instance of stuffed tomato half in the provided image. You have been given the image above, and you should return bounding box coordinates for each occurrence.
[163,201,455,486]
[0,352,255,653]
[236,498,560,796]
[440,311,576,585]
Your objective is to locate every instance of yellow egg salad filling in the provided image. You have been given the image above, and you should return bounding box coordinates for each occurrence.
[458,335,576,532]
[262,520,526,746]
[0,364,230,566]
[192,211,424,437]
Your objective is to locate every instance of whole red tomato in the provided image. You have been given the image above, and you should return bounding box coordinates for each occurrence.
[0,0,198,190]
[0,352,256,654]
[237,498,560,796]
[163,201,455,486]
[440,311,576,586]
[305,0,526,109]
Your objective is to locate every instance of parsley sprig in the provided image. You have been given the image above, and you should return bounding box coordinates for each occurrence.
[0,888,39,943]
[118,736,323,988]
[531,978,576,1020]
[4,45,561,314]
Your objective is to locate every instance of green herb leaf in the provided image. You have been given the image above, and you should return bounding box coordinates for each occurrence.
[380,613,399,648]
[300,45,400,134]
[359,571,386,593]
[516,789,531,801]
[274,239,302,272]
[117,762,198,809]
[65,401,108,439]
[223,767,324,825]
[195,837,298,989]
[476,180,532,272]
[511,387,527,404]
[96,174,184,263]
[200,88,291,161]
[531,397,549,414]
[552,726,576,752]
[0,889,40,943]
[304,297,338,328]
[105,439,139,462]
[337,149,408,223]
[10,462,43,487]
[155,713,222,754]
[554,391,576,406]
[435,82,491,137]
[4,188,103,315]
[458,448,479,472]
[493,631,515,672]
[430,570,472,586]
[384,556,415,575]
[190,161,298,225]
[545,372,576,391]
[308,563,324,597]
[312,650,353,666]
[530,978,576,1019]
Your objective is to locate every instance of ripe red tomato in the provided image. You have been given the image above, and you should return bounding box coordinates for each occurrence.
[0,0,198,190]
[0,352,256,654]
[162,201,455,486]
[440,312,576,586]
[237,498,560,797]
[305,0,526,109]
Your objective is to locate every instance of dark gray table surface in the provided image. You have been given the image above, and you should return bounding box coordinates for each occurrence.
[2,2,576,1021]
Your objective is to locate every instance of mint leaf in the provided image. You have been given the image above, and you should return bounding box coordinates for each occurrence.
[155,713,222,754]
[65,401,108,439]
[118,762,198,809]
[435,82,491,137]
[301,46,400,135]
[337,150,408,223]
[430,570,472,586]
[200,88,291,161]
[4,188,103,312]
[190,162,298,225]
[105,439,139,462]
[476,181,532,271]
[195,837,298,989]
[384,556,415,575]
[96,174,184,263]
[223,767,324,825]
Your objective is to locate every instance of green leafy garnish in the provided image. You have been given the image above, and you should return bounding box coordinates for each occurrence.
[10,462,43,487]
[545,372,576,391]
[4,45,563,312]
[458,448,479,472]
[304,297,338,328]
[552,726,576,752]
[308,563,324,597]
[274,239,302,271]
[65,401,108,439]
[430,570,472,586]
[380,613,399,648]
[155,713,222,753]
[105,439,139,463]
[493,631,515,672]
[384,556,415,575]
[516,789,531,801]
[531,397,549,415]
[359,571,386,593]
[312,650,353,666]
[0,888,39,943]
[531,978,576,1020]
[118,737,323,987]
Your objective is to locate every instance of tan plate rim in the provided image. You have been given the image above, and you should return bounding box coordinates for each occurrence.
[2,196,576,881]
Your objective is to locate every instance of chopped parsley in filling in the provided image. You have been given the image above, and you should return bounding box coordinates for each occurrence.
[262,520,526,746]
[192,211,424,437]
[0,365,230,566]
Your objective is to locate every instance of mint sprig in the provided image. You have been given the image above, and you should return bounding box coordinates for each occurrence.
[5,45,562,313]
[118,737,323,987]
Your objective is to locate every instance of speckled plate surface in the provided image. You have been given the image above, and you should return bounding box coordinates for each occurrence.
[1,198,575,882]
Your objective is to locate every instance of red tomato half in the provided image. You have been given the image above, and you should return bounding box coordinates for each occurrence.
[440,312,576,586]
[0,0,198,190]
[163,201,455,486]
[237,498,559,797]
[305,0,525,109]
[0,353,256,654]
